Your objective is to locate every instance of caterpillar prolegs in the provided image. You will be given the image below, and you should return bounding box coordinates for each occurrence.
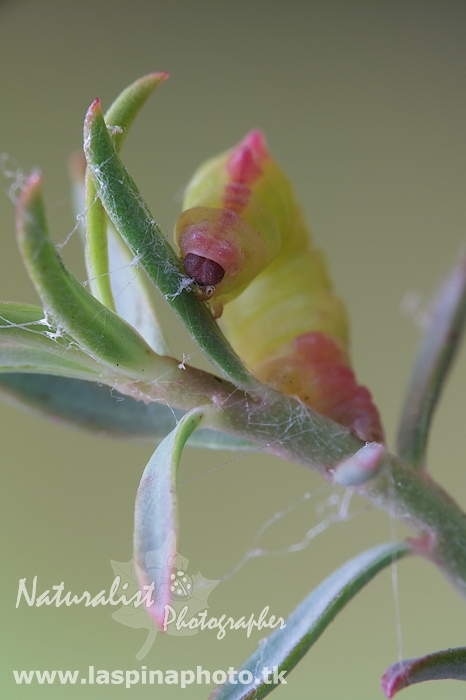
[175,131,384,443]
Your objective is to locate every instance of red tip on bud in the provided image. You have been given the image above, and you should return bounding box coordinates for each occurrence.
[333,442,387,486]
[17,171,42,213]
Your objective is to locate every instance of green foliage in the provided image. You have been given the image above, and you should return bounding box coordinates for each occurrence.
[3,74,466,697]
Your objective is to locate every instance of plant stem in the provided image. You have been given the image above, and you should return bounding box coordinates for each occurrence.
[115,371,466,599]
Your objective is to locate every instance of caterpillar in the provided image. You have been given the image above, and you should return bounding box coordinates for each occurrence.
[175,130,384,443]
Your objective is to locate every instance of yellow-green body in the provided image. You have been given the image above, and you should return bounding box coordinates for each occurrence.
[176,129,349,366]
[175,130,383,442]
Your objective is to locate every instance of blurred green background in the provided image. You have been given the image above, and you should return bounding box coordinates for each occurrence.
[1,1,466,698]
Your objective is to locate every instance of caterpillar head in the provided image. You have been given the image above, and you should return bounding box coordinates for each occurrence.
[175,206,268,317]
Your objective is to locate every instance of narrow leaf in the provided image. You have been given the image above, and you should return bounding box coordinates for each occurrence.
[134,407,210,628]
[0,301,104,379]
[0,346,101,380]
[382,646,466,697]
[104,72,169,152]
[397,252,466,468]
[85,72,168,310]
[16,173,174,381]
[106,220,170,355]
[83,100,261,391]
[71,151,170,355]
[210,541,411,700]
[0,373,256,449]
[191,426,258,450]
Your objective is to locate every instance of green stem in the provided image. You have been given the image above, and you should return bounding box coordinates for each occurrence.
[83,100,261,392]
[80,92,466,606]
[220,403,466,600]
[116,375,466,600]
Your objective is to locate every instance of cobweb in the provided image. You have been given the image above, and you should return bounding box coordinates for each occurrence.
[1,155,405,665]
[175,412,404,663]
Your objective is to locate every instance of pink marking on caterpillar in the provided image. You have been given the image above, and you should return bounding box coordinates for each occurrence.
[178,209,245,278]
[222,130,267,213]
[176,130,384,442]
[226,138,264,184]
[240,129,270,161]
[223,182,252,212]
[256,332,384,443]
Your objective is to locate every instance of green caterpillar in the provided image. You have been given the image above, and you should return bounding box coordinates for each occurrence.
[175,130,383,443]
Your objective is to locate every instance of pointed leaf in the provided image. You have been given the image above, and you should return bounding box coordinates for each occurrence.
[0,373,178,438]
[83,100,261,391]
[0,301,104,379]
[190,426,257,450]
[397,253,466,468]
[106,221,170,354]
[210,541,411,700]
[134,407,210,628]
[103,72,169,152]
[382,646,466,697]
[71,151,171,355]
[85,72,168,310]
[0,347,102,380]
[0,301,78,352]
[16,173,174,381]
[0,372,256,449]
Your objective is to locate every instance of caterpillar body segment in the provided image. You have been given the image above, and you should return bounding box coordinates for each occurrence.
[175,130,384,442]
[176,205,271,313]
